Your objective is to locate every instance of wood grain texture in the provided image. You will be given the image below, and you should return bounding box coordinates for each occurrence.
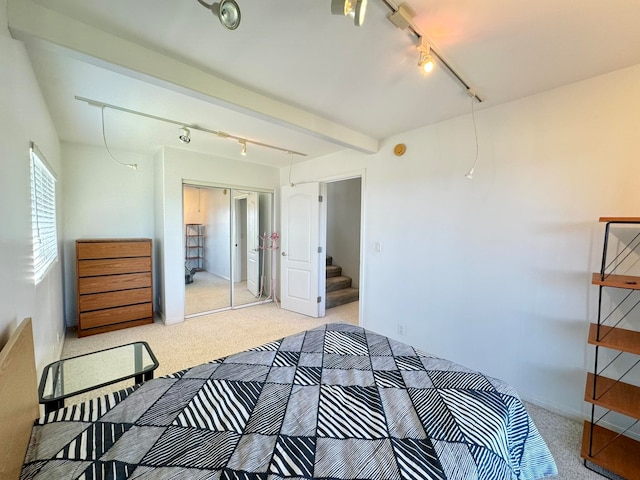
[76,240,151,259]
[78,272,151,294]
[581,421,640,480]
[588,323,640,355]
[80,303,153,329]
[78,257,151,277]
[0,318,39,480]
[77,239,153,337]
[79,288,152,312]
[591,272,640,290]
[584,372,640,419]
[599,217,640,223]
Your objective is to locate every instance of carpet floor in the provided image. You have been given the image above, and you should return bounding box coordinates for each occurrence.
[62,301,606,479]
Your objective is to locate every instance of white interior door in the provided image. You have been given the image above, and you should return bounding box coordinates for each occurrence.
[246,192,259,296]
[280,182,321,317]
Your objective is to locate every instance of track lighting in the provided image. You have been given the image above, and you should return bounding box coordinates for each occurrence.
[417,38,434,73]
[197,0,241,31]
[388,3,416,30]
[178,126,191,144]
[76,96,307,157]
[330,0,368,26]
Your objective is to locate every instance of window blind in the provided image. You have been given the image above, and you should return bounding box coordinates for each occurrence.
[30,143,58,284]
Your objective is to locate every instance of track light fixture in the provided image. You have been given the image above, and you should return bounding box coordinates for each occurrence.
[385,2,483,102]
[417,38,434,73]
[388,3,416,30]
[197,0,241,31]
[75,96,307,157]
[330,0,368,26]
[178,126,191,144]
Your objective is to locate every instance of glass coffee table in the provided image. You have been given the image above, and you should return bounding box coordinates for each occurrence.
[38,341,159,414]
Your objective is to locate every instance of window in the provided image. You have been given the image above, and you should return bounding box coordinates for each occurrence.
[30,142,58,284]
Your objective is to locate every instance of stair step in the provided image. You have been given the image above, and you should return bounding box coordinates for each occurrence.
[326,265,342,278]
[326,256,333,266]
[326,275,352,292]
[326,287,359,309]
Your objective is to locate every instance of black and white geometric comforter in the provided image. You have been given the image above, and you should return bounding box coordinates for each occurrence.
[22,323,557,480]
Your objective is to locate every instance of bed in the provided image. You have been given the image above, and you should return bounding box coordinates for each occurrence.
[5,320,557,479]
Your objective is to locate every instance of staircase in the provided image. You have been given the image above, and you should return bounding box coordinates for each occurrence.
[325,256,359,308]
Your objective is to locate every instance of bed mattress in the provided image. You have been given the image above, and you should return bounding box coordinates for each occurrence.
[22,323,557,479]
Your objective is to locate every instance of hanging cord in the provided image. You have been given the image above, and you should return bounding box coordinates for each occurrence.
[464,91,479,179]
[288,151,295,187]
[101,107,138,171]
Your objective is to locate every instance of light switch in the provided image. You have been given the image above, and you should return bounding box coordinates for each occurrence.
[375,241,382,253]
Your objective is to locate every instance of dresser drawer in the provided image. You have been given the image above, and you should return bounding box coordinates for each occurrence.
[77,240,151,259]
[76,238,153,336]
[78,257,151,277]
[80,303,153,329]
[79,287,152,312]
[78,272,152,295]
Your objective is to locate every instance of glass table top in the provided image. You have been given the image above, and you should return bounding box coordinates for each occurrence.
[39,342,158,402]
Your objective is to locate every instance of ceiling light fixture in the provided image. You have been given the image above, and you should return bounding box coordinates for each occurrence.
[383,1,483,102]
[239,139,247,156]
[197,0,241,31]
[75,96,307,157]
[178,126,191,144]
[417,38,434,73]
[388,2,415,29]
[330,0,368,26]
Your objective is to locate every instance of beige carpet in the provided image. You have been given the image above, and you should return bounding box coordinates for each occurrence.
[62,301,359,401]
[185,271,263,314]
[60,300,605,479]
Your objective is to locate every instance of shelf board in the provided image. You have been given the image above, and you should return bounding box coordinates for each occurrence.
[592,272,640,290]
[588,324,640,355]
[599,217,640,224]
[581,421,640,480]
[584,373,640,419]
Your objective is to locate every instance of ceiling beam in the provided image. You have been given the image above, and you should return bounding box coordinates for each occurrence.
[8,0,379,154]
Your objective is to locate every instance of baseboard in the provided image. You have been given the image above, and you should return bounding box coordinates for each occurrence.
[519,393,583,423]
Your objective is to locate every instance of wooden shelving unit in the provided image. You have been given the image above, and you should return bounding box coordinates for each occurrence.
[581,422,640,480]
[581,217,640,479]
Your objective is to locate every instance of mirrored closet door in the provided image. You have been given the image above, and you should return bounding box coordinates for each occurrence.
[183,184,274,317]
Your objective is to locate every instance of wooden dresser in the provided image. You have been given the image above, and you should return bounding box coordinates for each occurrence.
[76,239,153,337]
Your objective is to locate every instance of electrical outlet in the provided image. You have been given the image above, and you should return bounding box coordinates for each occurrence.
[397,324,406,336]
[375,241,382,253]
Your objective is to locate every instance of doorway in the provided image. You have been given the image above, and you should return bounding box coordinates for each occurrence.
[279,175,362,321]
[325,177,361,309]
[183,184,274,317]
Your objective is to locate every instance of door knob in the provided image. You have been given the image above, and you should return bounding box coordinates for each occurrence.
[282,251,287,256]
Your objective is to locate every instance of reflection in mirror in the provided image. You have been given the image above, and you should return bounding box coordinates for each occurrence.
[232,191,273,306]
[184,184,274,317]
[183,185,231,314]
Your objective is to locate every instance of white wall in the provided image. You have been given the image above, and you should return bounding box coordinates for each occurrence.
[327,178,361,287]
[282,64,640,420]
[0,32,64,375]
[0,0,8,38]
[156,147,279,324]
[61,143,155,326]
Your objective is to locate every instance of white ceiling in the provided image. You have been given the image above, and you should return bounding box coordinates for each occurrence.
[10,0,640,167]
